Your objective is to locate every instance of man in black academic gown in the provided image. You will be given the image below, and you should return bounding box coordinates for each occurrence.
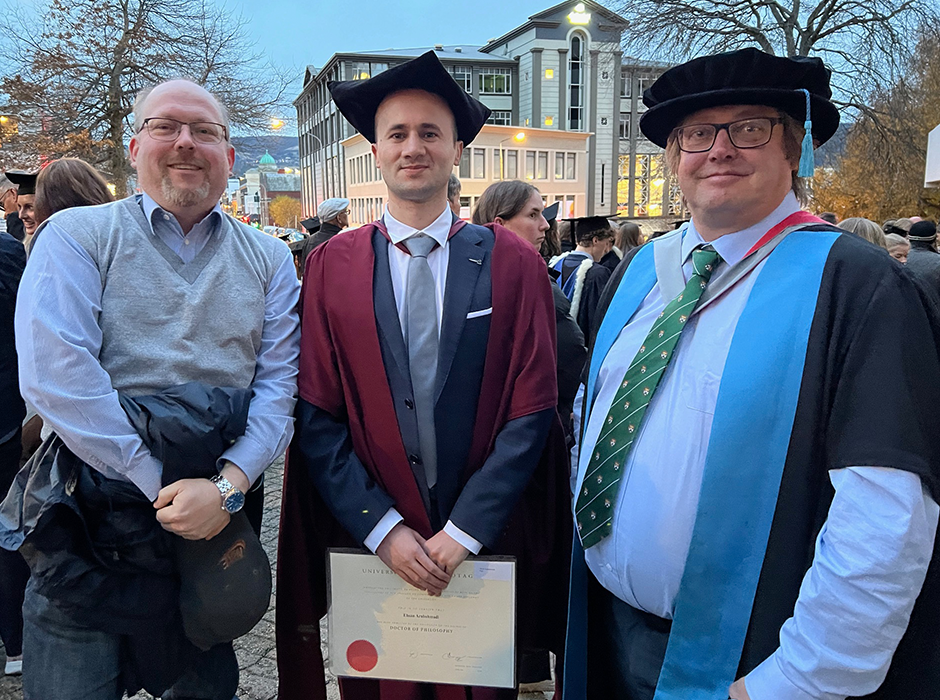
[564,48,940,700]
[549,216,613,339]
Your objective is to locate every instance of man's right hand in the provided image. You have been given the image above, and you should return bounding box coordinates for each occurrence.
[376,523,451,596]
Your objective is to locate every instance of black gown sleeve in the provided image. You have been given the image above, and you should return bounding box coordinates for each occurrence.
[294,398,397,545]
[552,283,586,428]
[448,408,554,549]
[576,263,612,341]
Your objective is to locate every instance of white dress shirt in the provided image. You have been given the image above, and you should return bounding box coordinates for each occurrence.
[572,192,939,699]
[363,205,483,556]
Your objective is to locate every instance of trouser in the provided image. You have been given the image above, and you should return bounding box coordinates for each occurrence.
[586,573,671,700]
[22,578,238,700]
[0,429,28,657]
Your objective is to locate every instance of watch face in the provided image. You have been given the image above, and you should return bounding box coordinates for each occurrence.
[223,490,246,514]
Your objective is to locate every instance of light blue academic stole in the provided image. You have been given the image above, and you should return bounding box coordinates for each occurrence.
[563,226,840,700]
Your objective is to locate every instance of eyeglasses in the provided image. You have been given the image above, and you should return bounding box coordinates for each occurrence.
[672,117,784,153]
[139,117,228,145]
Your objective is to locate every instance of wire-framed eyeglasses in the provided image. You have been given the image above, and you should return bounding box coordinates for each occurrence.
[139,117,228,145]
[672,117,784,153]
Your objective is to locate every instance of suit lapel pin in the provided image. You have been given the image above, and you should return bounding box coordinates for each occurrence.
[469,258,483,265]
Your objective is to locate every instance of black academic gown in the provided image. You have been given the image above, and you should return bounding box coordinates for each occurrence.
[553,252,611,340]
[569,228,940,699]
[0,232,26,441]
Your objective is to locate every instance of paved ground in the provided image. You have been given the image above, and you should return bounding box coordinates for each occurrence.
[0,457,555,700]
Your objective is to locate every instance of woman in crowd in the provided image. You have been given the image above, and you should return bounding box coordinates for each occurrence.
[616,221,643,254]
[838,216,888,250]
[885,233,910,263]
[33,157,114,229]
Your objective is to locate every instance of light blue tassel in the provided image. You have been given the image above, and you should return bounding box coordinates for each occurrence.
[797,88,815,177]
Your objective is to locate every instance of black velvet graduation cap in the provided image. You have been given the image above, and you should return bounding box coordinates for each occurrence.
[543,201,560,223]
[300,216,320,233]
[567,216,613,243]
[639,48,840,150]
[6,170,37,195]
[328,51,491,144]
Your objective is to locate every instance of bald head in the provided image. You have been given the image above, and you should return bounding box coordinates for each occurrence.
[133,79,230,138]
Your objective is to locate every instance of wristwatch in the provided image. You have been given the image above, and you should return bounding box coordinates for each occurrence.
[210,474,246,514]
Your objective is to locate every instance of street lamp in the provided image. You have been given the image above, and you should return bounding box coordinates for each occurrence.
[498,131,526,180]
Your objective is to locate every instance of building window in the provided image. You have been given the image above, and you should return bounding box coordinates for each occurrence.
[460,148,486,179]
[619,113,632,140]
[555,152,577,180]
[525,151,535,180]
[449,65,472,93]
[568,34,586,130]
[472,148,486,179]
[505,149,518,179]
[637,75,654,105]
[351,62,388,80]
[537,151,548,180]
[621,71,631,98]
[487,110,512,126]
[480,67,512,95]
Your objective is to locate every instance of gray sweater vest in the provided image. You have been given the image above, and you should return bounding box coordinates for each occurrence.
[53,196,289,396]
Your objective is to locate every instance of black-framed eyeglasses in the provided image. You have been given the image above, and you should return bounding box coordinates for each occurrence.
[672,117,784,153]
[139,117,228,145]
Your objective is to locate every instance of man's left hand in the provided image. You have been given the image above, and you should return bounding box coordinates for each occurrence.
[425,531,470,575]
[728,678,751,700]
[154,478,230,540]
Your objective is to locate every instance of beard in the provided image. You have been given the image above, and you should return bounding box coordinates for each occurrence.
[160,173,212,208]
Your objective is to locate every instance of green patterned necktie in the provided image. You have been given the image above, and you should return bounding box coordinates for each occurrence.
[576,246,723,549]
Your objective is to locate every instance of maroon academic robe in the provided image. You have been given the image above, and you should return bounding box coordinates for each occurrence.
[276,220,572,700]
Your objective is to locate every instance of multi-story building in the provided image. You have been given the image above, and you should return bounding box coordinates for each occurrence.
[294,0,681,221]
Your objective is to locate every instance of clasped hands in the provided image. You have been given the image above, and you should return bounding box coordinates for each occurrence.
[376,523,470,596]
[152,462,250,541]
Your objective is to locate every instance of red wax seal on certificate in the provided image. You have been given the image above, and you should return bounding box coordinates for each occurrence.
[347,639,378,672]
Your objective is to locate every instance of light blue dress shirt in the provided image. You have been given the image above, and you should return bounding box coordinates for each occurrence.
[572,192,939,699]
[15,195,300,500]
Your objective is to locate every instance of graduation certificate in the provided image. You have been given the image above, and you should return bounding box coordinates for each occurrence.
[327,550,516,687]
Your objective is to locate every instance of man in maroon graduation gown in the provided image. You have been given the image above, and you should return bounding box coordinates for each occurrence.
[277,51,571,700]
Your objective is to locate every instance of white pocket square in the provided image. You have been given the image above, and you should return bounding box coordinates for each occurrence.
[466,307,493,319]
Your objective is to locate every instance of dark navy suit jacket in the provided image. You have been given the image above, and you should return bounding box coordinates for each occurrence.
[296,221,552,549]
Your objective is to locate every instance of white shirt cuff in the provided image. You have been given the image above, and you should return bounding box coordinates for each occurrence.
[363,508,404,553]
[745,653,836,700]
[443,520,483,555]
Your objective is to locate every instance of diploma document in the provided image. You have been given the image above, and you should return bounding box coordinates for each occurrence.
[327,550,516,687]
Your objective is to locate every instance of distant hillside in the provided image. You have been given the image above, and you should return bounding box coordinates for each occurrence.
[815,122,849,168]
[231,135,300,176]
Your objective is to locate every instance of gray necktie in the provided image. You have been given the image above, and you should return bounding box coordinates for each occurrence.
[404,234,439,488]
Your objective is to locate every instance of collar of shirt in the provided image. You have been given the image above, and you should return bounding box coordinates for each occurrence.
[383,205,452,248]
[682,191,801,268]
[140,192,223,237]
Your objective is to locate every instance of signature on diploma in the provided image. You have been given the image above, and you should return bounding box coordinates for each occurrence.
[408,651,434,659]
[442,652,482,662]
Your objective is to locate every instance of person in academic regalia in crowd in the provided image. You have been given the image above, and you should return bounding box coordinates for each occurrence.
[276,50,571,700]
[5,171,37,249]
[564,47,940,700]
[903,220,940,300]
[298,198,348,274]
[473,182,586,439]
[549,217,613,339]
[0,176,24,243]
[0,227,27,676]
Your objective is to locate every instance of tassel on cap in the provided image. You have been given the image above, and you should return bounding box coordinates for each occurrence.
[797,88,815,177]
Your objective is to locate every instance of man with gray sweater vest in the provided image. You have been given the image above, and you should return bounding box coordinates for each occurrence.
[13,80,300,699]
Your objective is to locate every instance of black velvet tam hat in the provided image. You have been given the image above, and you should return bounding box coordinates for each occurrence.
[6,170,37,195]
[567,216,614,242]
[328,51,491,144]
[639,48,840,149]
